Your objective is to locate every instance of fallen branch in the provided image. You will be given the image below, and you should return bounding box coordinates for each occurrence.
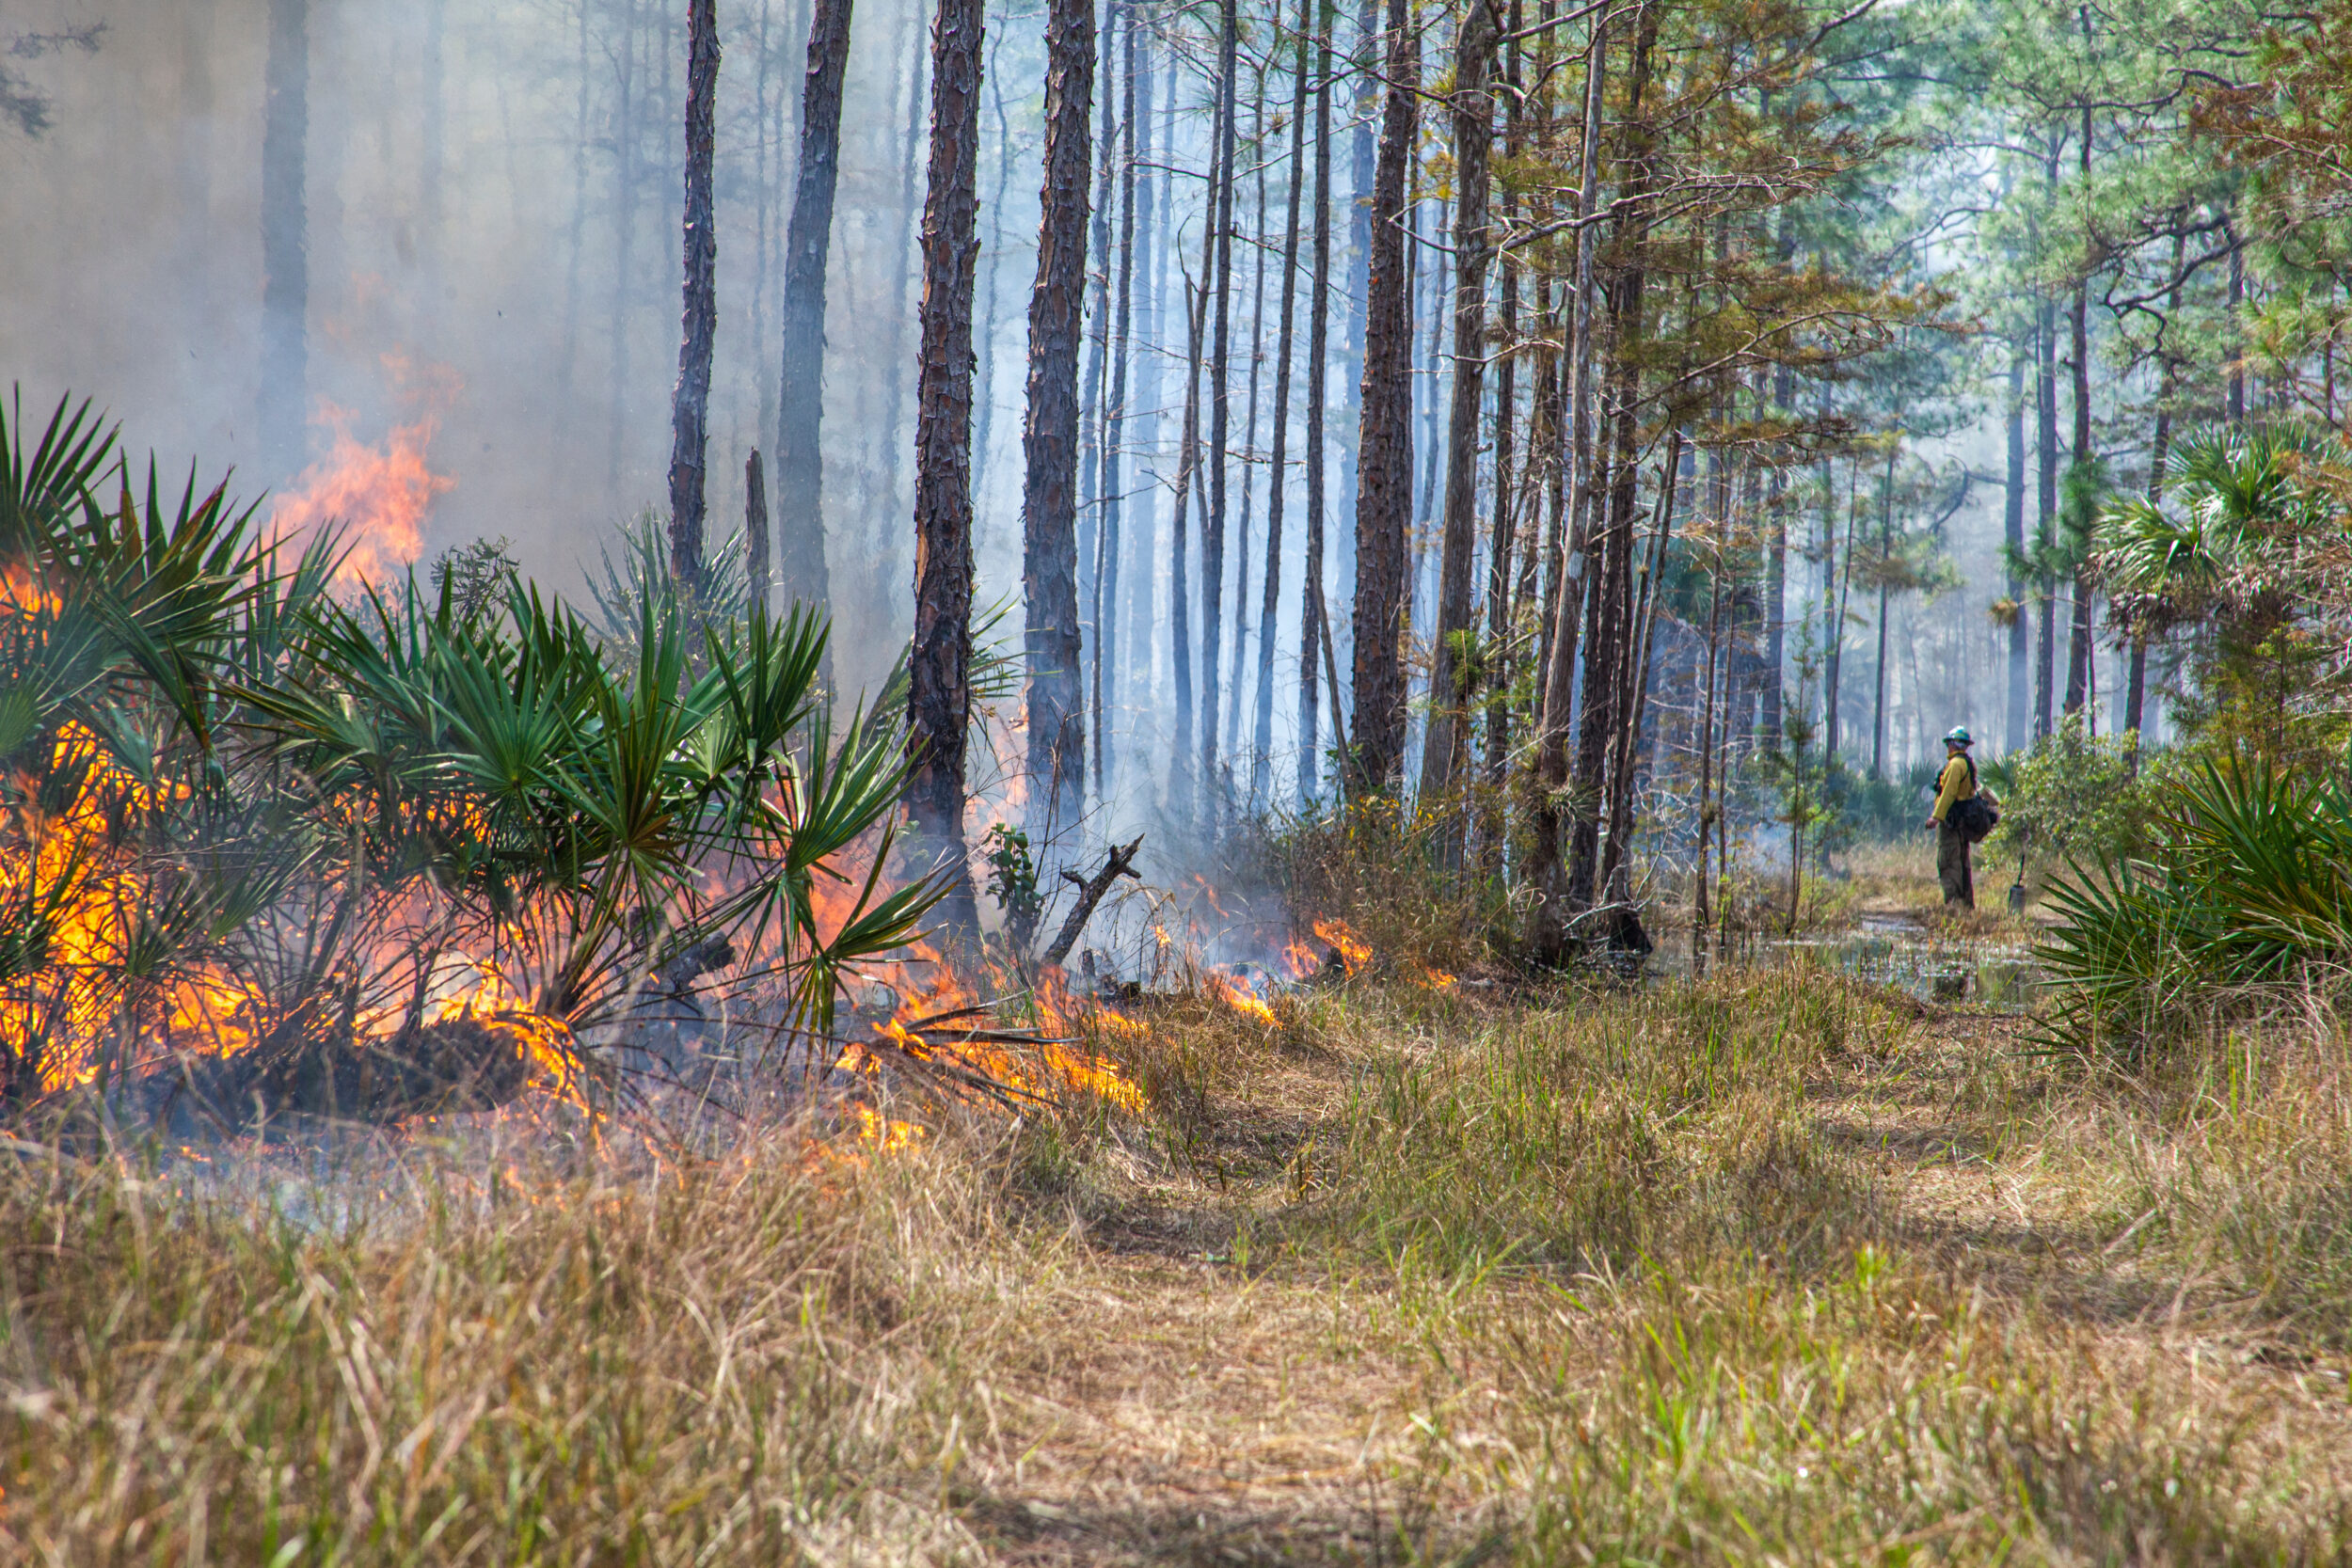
[1040,833,1146,969]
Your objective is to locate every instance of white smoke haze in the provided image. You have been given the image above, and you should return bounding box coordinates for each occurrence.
[0,0,2096,847]
[0,0,1016,714]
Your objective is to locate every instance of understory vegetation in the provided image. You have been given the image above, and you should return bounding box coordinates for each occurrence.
[12,948,2352,1562]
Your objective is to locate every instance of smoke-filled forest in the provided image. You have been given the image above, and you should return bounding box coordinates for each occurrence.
[6,0,2352,1560]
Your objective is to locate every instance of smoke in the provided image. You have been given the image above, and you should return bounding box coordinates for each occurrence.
[0,0,946,704]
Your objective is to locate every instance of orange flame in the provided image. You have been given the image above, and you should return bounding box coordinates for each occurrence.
[1205,971,1279,1028]
[425,961,588,1106]
[272,369,458,589]
[834,950,1145,1115]
[1312,918,1372,976]
[850,1103,927,1155]
[1418,967,1459,991]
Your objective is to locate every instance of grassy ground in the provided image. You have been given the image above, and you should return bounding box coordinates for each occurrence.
[9,930,2352,1560]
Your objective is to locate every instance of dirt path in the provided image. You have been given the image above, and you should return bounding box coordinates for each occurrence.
[936,990,2352,1564]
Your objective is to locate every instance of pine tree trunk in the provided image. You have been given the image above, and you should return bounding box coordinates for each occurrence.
[2035,297,2058,740]
[1348,0,1420,793]
[2004,341,2028,752]
[1522,0,1609,962]
[1123,33,1163,688]
[1480,4,1522,833]
[1075,0,1118,807]
[776,0,854,616]
[2063,265,2093,718]
[2131,234,2185,753]
[667,0,722,593]
[1251,5,1311,809]
[607,1,641,493]
[1762,358,1791,748]
[975,55,1012,506]
[1168,268,1214,824]
[2227,229,2246,423]
[261,0,311,482]
[1021,0,1097,842]
[878,9,933,551]
[1693,560,1724,974]
[1870,443,1894,778]
[1096,0,1139,796]
[751,4,777,461]
[1565,0,1658,917]
[1600,432,1677,901]
[1201,0,1241,823]
[1416,0,1501,812]
[1227,71,1271,772]
[909,0,987,940]
[1297,0,1333,809]
[1336,0,1380,657]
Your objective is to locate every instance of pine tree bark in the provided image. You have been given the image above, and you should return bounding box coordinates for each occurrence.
[1021,0,1097,841]
[1869,442,1895,778]
[2131,233,2185,752]
[1123,33,1163,685]
[2063,266,2093,718]
[1480,6,1523,830]
[1201,0,1241,821]
[1762,357,1791,748]
[1168,269,1214,824]
[775,0,854,617]
[1297,0,1334,809]
[909,0,986,940]
[1227,73,1271,770]
[261,0,310,481]
[1096,0,1139,796]
[975,55,1013,504]
[1075,0,1119,803]
[751,3,778,467]
[1416,0,1501,812]
[1337,0,1380,641]
[1522,0,1610,961]
[2004,340,2028,752]
[1564,0,1658,918]
[2035,296,2058,740]
[1348,0,1420,793]
[667,0,722,593]
[878,10,932,550]
[1251,1,1311,809]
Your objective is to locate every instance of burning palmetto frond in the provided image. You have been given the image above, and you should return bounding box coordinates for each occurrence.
[0,391,940,1120]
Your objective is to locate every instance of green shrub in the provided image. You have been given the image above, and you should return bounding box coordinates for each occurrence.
[1983,718,2153,882]
[2037,750,2352,1056]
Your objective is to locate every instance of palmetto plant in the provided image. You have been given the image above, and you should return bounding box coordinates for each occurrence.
[2037,752,2352,1056]
[2096,424,2342,640]
[0,392,934,1117]
[2096,424,2351,768]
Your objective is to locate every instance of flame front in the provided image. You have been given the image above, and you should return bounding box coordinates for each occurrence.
[272,381,457,590]
[1205,971,1279,1028]
[1311,918,1372,976]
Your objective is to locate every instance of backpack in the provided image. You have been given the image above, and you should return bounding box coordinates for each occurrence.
[1950,757,2000,844]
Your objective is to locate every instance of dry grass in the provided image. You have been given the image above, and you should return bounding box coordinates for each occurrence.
[10,932,2352,1562]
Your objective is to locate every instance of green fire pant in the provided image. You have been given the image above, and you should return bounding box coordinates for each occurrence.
[1937,822,1975,908]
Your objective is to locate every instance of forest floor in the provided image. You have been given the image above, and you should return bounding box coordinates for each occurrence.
[9,868,2352,1563]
